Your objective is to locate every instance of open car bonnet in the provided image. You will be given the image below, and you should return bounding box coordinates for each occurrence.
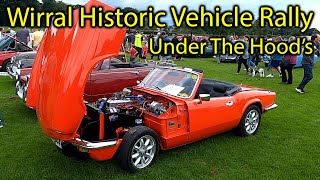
[26,0,126,140]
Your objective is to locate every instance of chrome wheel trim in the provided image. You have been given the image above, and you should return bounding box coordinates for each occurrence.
[131,135,156,169]
[244,109,260,134]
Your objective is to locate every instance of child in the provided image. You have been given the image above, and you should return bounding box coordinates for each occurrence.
[130,45,138,62]
[141,41,148,61]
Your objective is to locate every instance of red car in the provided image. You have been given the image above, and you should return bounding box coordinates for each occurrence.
[27,0,278,173]
[16,58,154,104]
[0,34,34,71]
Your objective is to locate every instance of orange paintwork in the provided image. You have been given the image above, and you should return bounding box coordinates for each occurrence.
[99,112,104,141]
[88,140,122,161]
[29,0,277,162]
[27,0,126,141]
[131,82,276,150]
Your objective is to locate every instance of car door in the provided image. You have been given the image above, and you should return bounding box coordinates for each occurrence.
[86,59,140,102]
[186,96,239,142]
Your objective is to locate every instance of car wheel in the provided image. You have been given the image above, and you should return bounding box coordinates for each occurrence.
[236,105,261,137]
[117,126,159,173]
[2,59,11,72]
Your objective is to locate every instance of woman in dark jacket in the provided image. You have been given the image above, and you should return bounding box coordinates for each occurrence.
[280,36,297,84]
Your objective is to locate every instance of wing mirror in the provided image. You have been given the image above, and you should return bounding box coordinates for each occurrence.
[137,80,141,85]
[198,94,210,104]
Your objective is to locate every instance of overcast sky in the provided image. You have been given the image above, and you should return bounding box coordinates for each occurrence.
[48,0,319,29]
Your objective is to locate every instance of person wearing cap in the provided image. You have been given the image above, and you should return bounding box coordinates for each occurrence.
[134,31,143,62]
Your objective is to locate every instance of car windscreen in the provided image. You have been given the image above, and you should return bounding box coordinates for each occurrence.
[0,36,13,51]
[139,68,199,98]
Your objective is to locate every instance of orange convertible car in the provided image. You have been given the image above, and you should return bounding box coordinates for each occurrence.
[27,0,277,173]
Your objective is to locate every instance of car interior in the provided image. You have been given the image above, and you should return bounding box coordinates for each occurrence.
[195,78,242,98]
[8,40,31,52]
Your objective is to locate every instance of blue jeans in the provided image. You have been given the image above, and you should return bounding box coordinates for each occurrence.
[247,58,256,68]
[130,57,135,62]
[297,64,313,90]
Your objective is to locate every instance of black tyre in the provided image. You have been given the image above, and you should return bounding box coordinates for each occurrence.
[236,105,261,137]
[117,126,159,173]
[2,59,11,72]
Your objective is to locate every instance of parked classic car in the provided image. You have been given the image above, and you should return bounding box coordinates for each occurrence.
[16,59,154,103]
[52,66,278,173]
[9,44,128,80]
[0,34,34,71]
[27,0,277,173]
[295,54,318,67]
[7,51,37,79]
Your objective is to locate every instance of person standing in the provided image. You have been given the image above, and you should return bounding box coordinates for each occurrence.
[130,46,138,63]
[171,34,179,59]
[0,27,4,39]
[6,28,15,34]
[280,36,297,85]
[31,28,43,50]
[266,37,283,78]
[315,34,320,56]
[216,40,222,64]
[126,33,134,52]
[237,35,250,74]
[134,31,143,62]
[141,41,148,61]
[161,32,171,60]
[15,27,30,45]
[150,32,160,60]
[296,35,318,93]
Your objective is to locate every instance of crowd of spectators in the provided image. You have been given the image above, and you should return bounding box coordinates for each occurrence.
[1,27,317,94]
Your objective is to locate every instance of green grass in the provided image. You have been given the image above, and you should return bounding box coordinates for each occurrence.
[1,58,320,179]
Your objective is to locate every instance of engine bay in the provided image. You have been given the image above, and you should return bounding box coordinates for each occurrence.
[79,88,175,141]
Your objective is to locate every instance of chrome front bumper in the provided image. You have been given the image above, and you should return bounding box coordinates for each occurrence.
[264,104,278,111]
[69,138,118,150]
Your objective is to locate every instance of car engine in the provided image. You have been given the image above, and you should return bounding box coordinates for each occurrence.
[93,88,170,117]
